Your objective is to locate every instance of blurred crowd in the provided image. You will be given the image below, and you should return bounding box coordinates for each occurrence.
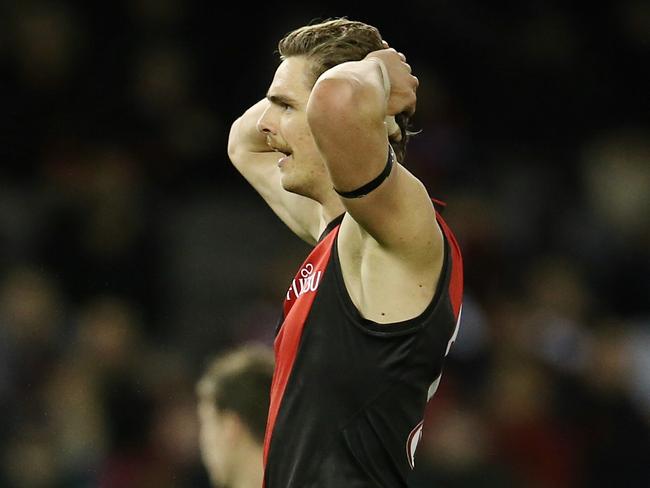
[1,1,648,487]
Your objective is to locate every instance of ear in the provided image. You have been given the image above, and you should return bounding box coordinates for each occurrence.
[221,410,245,442]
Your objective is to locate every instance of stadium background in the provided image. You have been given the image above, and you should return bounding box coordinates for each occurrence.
[1,0,648,486]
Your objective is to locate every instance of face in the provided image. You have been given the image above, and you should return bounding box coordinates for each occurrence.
[256,56,331,198]
[198,400,232,486]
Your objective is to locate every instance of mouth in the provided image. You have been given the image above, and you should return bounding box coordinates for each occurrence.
[277,154,291,168]
[270,145,293,167]
[278,155,291,168]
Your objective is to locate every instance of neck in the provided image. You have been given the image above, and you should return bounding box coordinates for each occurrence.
[228,444,264,488]
[316,189,346,233]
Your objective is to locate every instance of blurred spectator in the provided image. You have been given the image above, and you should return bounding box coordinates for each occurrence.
[485,358,578,488]
[573,321,650,487]
[7,1,84,90]
[411,402,515,488]
[196,345,274,488]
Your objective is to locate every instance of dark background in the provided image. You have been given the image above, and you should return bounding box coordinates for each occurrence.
[1,1,649,487]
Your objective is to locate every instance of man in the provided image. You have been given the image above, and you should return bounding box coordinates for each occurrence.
[196,345,274,488]
[228,18,463,487]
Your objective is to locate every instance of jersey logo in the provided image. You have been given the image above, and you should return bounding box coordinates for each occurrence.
[406,420,424,469]
[266,228,339,472]
[285,262,323,301]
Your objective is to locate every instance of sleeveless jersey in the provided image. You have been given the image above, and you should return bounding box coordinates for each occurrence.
[263,205,463,487]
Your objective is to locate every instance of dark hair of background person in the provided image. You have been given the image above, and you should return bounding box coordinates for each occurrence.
[196,345,274,443]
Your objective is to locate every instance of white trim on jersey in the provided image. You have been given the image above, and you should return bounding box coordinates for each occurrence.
[427,374,442,401]
[445,304,462,356]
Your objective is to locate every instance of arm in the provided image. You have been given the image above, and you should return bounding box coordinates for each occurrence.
[306,49,441,256]
[228,99,321,245]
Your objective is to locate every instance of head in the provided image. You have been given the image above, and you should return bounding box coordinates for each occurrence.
[257,18,412,198]
[196,345,274,487]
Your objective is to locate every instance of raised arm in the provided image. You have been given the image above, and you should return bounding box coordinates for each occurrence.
[306,48,441,255]
[228,99,321,245]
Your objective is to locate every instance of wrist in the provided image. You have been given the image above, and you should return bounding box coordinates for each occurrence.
[368,57,391,103]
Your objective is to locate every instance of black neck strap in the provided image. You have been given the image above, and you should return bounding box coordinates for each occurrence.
[334,146,394,199]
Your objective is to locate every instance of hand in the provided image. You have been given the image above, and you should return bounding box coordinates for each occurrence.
[365,44,418,116]
[385,115,402,141]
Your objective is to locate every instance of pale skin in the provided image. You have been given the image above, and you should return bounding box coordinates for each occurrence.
[228,46,444,323]
[198,400,263,488]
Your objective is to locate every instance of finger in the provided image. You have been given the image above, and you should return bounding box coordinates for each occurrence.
[382,40,389,48]
[397,51,406,62]
[385,116,402,141]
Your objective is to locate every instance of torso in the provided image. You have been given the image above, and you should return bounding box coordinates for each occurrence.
[263,207,463,488]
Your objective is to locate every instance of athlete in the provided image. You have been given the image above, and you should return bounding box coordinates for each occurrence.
[196,345,274,488]
[227,18,463,487]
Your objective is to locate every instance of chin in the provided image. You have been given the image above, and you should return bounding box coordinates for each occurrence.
[280,172,302,194]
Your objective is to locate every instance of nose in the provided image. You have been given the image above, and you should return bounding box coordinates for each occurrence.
[256,106,276,135]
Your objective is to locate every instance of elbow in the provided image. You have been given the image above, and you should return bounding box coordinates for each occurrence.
[307,78,366,129]
[307,78,353,127]
[227,117,243,165]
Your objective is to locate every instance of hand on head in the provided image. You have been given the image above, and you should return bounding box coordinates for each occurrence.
[385,115,402,142]
[366,43,418,117]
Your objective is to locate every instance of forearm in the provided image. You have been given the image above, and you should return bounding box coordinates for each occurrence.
[306,60,389,192]
[310,59,388,122]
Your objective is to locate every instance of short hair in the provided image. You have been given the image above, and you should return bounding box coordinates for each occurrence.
[278,18,413,162]
[197,344,274,443]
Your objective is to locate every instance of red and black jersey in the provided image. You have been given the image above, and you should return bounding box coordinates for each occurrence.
[263,204,463,488]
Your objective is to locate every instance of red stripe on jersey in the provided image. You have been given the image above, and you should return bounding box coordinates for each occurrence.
[263,227,340,477]
[436,214,463,320]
